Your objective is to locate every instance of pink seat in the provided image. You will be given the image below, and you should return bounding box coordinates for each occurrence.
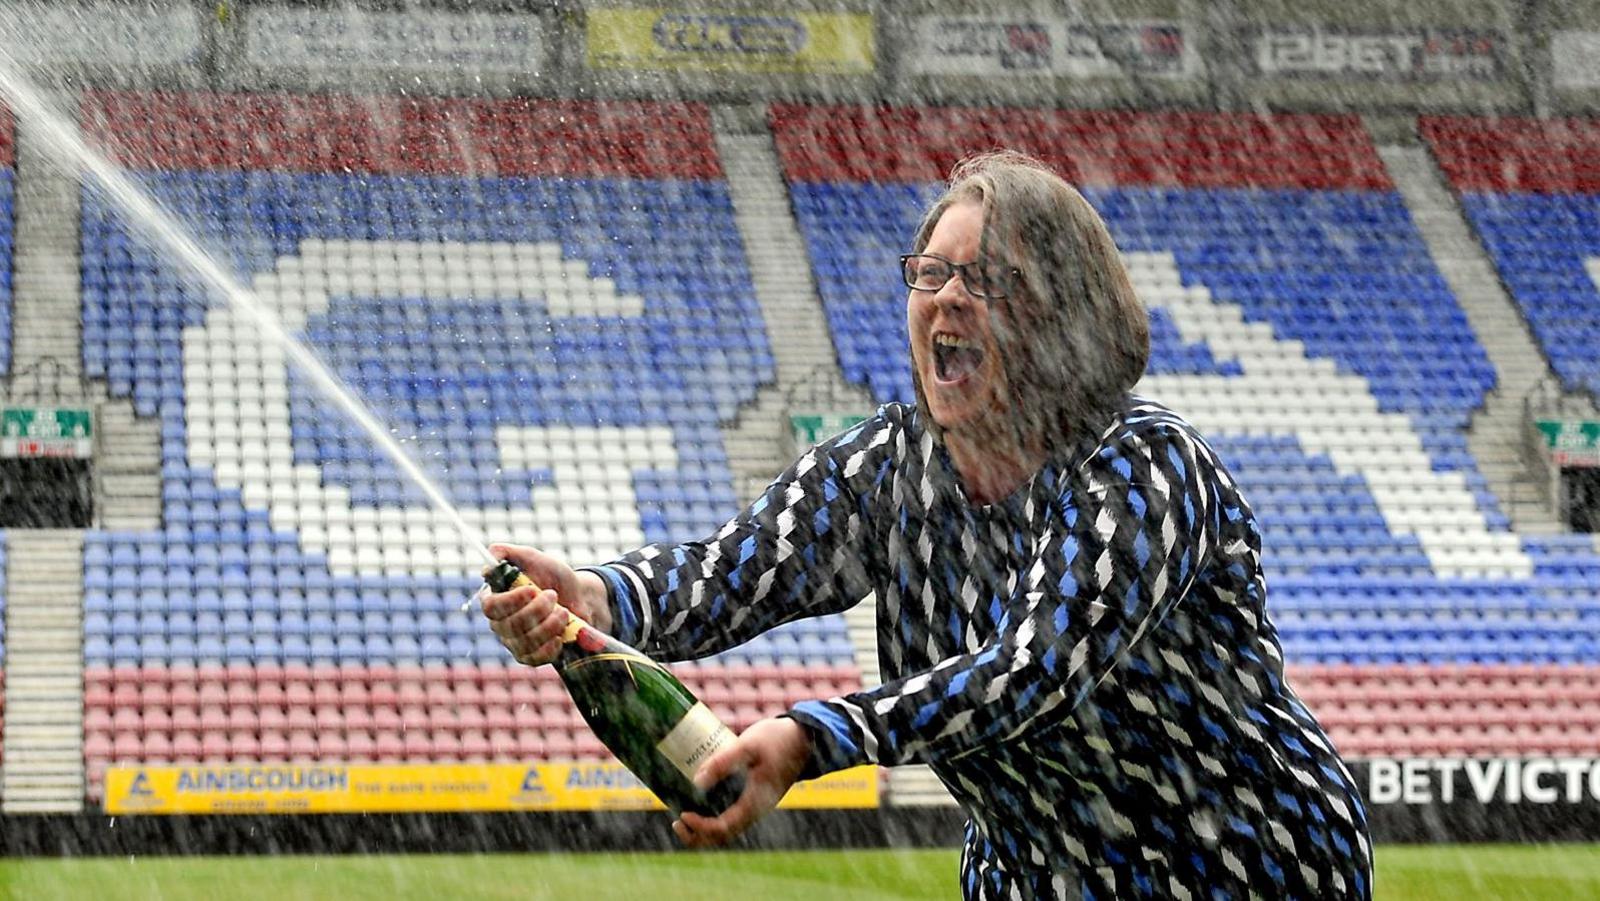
[142,731,173,762]
[488,729,519,760]
[371,706,401,731]
[456,706,486,730]
[170,682,200,707]
[459,730,490,761]
[403,731,432,760]
[431,731,463,760]
[316,731,347,761]
[259,731,289,761]
[257,706,288,731]
[229,730,261,759]
[516,729,547,759]
[307,706,337,731]
[257,681,287,707]
[143,707,173,732]
[226,681,256,707]
[400,706,429,731]
[343,706,373,731]
[344,730,374,762]
[373,730,404,761]
[172,731,203,760]
[110,732,140,761]
[83,731,113,763]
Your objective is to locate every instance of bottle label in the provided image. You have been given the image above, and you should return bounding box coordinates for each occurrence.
[656,702,736,782]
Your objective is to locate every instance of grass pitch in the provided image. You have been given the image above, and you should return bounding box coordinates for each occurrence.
[0,844,1595,899]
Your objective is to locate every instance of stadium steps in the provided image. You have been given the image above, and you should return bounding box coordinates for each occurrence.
[711,116,873,504]
[1,529,86,813]
[6,98,162,531]
[7,93,86,379]
[1378,145,1571,536]
[93,402,161,531]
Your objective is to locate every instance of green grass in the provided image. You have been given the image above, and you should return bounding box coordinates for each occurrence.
[1374,844,1600,900]
[0,845,1595,900]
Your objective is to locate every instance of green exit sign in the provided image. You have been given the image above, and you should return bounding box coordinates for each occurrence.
[1,408,94,459]
[789,412,868,450]
[1535,419,1600,468]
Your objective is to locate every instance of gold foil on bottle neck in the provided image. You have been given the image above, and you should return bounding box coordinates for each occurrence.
[560,612,585,643]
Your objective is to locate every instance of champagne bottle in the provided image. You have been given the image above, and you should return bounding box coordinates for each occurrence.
[484,561,746,816]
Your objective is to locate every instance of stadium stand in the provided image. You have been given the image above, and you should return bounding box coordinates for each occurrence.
[75,91,860,800]
[771,103,1600,760]
[1,105,13,377]
[1421,116,1600,402]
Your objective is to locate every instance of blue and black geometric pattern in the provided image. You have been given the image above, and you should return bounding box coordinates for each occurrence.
[597,396,1373,900]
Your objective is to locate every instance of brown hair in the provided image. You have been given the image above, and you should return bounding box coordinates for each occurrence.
[909,149,1150,450]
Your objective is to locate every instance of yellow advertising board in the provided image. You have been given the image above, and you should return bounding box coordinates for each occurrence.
[103,762,878,815]
[587,9,874,74]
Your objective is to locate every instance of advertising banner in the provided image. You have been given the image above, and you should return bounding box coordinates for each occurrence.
[1552,31,1600,89]
[104,761,878,815]
[1353,757,1600,842]
[907,16,1196,78]
[245,6,545,73]
[1243,27,1505,81]
[0,1,200,67]
[0,407,92,459]
[586,9,874,74]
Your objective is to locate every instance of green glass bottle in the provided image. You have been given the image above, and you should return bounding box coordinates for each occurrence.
[484,561,746,816]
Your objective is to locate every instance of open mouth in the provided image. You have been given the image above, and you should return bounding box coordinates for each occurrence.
[933,333,984,383]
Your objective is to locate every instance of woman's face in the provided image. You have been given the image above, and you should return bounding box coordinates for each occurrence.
[907,200,1015,441]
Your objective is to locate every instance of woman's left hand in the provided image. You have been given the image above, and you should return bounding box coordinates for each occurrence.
[672,717,811,847]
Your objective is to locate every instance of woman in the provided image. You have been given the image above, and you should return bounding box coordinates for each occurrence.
[482,150,1373,899]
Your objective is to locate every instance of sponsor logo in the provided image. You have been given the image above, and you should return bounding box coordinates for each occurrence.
[510,767,551,805]
[912,16,1193,79]
[174,766,350,793]
[1368,757,1600,805]
[1248,28,1502,80]
[564,764,647,790]
[651,14,806,56]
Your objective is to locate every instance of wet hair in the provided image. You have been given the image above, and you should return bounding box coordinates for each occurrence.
[908,149,1150,451]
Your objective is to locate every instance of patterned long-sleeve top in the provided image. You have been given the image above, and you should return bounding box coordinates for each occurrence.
[589,396,1373,900]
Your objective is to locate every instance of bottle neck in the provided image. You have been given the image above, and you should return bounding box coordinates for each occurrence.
[554,608,638,664]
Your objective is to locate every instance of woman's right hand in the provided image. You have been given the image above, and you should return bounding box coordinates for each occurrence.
[480,542,612,667]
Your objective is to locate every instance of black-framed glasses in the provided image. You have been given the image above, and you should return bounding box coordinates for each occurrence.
[899,253,1020,300]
